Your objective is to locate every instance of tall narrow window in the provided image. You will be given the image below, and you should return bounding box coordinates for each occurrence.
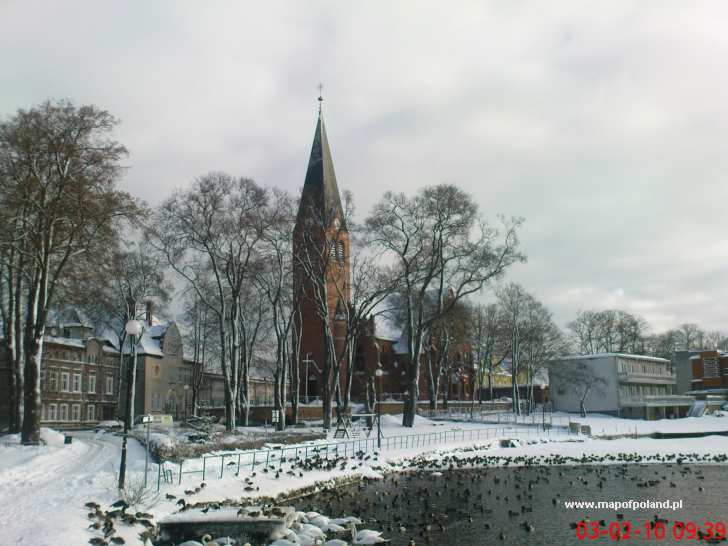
[87,404,95,421]
[105,376,114,395]
[337,240,345,264]
[88,375,96,393]
[60,372,70,392]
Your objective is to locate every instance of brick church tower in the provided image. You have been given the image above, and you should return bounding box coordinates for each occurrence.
[293,103,350,403]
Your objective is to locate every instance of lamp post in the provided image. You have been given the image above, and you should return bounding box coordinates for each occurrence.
[375,368,383,449]
[183,385,190,423]
[118,319,142,491]
[303,353,312,404]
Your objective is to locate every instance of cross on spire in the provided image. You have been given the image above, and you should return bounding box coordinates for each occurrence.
[317,83,324,113]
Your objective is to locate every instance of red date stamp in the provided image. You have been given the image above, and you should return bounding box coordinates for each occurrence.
[575,519,727,541]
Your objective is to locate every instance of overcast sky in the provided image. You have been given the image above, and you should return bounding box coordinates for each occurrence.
[2,1,727,333]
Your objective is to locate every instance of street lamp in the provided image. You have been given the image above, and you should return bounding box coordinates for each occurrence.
[375,368,383,449]
[118,319,143,491]
[183,384,190,423]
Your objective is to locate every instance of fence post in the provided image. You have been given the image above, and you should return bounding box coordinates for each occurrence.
[178,461,183,485]
[220,454,225,479]
[202,457,207,481]
[157,463,162,491]
[238,453,243,474]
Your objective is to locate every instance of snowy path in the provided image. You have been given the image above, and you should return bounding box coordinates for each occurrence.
[0,431,147,546]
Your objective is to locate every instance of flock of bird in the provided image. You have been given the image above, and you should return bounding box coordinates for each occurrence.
[83,444,728,546]
[85,499,155,546]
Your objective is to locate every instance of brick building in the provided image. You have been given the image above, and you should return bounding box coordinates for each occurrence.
[293,107,350,402]
[689,350,728,391]
[292,107,475,405]
[0,308,120,429]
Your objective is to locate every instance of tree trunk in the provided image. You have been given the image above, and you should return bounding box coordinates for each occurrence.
[365,376,375,429]
[21,336,42,445]
[402,378,418,427]
[427,349,437,411]
[11,263,25,433]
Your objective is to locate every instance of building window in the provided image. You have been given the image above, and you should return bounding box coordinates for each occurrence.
[60,372,70,392]
[88,375,96,393]
[337,240,345,264]
[105,376,114,395]
[87,404,95,421]
[49,370,58,391]
[73,373,82,393]
[71,404,80,421]
[59,404,69,421]
[48,404,57,421]
[152,391,161,411]
[41,404,46,421]
[704,357,720,378]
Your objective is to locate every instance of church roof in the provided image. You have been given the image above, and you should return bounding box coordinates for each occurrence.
[296,111,346,229]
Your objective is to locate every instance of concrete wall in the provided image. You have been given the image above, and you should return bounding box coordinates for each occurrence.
[673,351,697,394]
[549,356,619,414]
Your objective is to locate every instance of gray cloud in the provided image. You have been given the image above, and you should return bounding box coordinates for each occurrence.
[2,0,727,333]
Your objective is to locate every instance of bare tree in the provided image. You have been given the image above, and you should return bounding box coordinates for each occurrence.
[549,360,608,417]
[470,303,509,405]
[568,309,649,355]
[497,283,529,415]
[152,173,268,430]
[704,330,725,351]
[0,100,137,444]
[517,296,566,413]
[366,184,524,427]
[676,323,704,351]
[180,287,217,417]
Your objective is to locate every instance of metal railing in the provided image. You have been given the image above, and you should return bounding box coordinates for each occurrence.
[152,422,573,491]
[420,406,571,427]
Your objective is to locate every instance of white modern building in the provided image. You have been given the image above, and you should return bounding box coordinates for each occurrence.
[549,353,694,419]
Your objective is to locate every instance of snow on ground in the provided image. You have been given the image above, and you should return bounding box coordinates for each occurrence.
[550,411,728,436]
[0,430,151,546]
[2,413,728,546]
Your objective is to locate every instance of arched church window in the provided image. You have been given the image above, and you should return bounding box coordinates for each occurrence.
[355,345,365,372]
[337,241,345,264]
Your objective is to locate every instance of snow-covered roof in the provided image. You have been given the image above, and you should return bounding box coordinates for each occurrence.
[555,353,670,363]
[43,335,120,354]
[44,336,86,348]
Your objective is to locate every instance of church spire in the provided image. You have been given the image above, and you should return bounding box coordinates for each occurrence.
[296,97,346,229]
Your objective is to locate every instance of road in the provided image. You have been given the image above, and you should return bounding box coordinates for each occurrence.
[0,430,148,546]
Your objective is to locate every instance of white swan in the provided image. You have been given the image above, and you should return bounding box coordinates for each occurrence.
[349,523,388,544]
[323,522,347,533]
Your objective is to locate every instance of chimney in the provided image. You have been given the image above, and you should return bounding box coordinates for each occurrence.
[145,301,154,326]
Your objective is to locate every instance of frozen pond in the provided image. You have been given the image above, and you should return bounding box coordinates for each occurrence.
[286,464,728,545]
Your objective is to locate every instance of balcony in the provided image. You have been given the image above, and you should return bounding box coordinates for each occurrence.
[617,371,676,385]
[620,394,694,407]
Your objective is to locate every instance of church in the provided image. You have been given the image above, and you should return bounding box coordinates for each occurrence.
[292,103,476,407]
